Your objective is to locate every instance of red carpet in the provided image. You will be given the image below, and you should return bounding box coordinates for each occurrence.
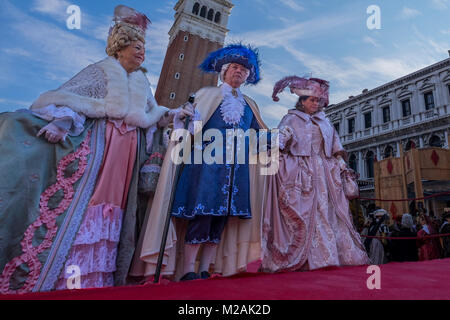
[2,259,450,300]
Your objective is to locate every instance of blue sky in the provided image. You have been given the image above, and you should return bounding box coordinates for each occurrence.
[1,0,450,127]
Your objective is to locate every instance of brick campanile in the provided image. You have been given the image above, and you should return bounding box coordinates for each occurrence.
[155,0,234,109]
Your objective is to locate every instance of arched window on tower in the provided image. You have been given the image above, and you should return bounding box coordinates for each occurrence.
[200,6,207,18]
[429,135,443,148]
[192,2,200,15]
[207,9,214,21]
[215,12,221,23]
[349,154,358,173]
[366,151,374,179]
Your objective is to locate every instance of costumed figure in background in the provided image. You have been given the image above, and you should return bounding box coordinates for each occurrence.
[261,76,370,272]
[389,213,418,262]
[417,214,442,261]
[440,211,450,258]
[0,5,191,293]
[363,209,389,264]
[130,44,269,281]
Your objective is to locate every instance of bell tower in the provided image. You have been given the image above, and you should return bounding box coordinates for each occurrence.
[155,0,234,108]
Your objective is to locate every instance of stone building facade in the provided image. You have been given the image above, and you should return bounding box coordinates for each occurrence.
[326,57,450,201]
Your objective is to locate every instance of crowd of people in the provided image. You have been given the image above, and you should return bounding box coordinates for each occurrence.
[361,208,450,265]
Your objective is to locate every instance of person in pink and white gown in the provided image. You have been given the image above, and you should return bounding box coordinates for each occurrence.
[261,76,370,272]
[0,5,192,294]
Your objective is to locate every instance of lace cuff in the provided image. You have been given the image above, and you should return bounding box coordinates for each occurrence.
[32,104,86,136]
[278,126,294,150]
[52,117,73,132]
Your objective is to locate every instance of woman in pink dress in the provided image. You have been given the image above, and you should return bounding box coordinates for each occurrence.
[0,5,192,293]
[261,76,370,272]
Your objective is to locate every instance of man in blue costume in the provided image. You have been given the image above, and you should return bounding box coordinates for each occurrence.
[133,44,270,282]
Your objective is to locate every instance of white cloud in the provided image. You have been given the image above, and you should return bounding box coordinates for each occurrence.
[2,48,32,57]
[32,0,71,21]
[431,0,449,10]
[280,0,305,12]
[156,1,177,14]
[399,7,422,19]
[412,26,450,57]
[2,0,170,80]
[2,1,104,79]
[363,36,380,48]
[282,43,437,106]
[230,13,358,49]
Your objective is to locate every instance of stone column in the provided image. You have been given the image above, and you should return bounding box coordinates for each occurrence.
[445,130,449,149]
[396,141,401,157]
[358,151,364,177]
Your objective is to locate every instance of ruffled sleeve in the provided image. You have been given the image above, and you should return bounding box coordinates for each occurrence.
[30,63,108,136]
[32,104,86,136]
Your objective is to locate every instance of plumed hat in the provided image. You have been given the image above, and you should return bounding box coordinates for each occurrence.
[110,5,151,37]
[199,44,261,85]
[272,76,329,108]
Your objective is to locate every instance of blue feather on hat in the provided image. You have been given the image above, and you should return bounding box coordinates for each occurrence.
[199,44,261,85]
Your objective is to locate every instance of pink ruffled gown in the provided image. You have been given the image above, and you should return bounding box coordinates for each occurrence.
[262,110,370,272]
[56,121,137,289]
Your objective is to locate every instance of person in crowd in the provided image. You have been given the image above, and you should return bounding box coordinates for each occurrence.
[440,212,450,258]
[363,209,389,264]
[390,213,418,262]
[417,214,442,261]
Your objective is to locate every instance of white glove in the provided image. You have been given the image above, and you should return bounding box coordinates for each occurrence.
[174,102,195,123]
[173,103,199,134]
[280,126,293,140]
[278,126,294,150]
[336,155,347,171]
[37,122,68,144]
[158,103,196,130]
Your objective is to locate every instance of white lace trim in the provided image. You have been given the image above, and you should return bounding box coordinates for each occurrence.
[31,57,169,129]
[32,104,86,136]
[59,63,107,99]
[220,83,246,126]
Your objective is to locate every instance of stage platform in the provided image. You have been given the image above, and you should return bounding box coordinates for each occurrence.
[2,259,450,300]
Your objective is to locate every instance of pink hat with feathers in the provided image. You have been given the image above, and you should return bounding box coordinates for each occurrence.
[109,5,151,36]
[272,76,330,108]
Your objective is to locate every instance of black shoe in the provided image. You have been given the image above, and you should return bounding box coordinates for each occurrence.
[199,271,211,279]
[180,272,199,281]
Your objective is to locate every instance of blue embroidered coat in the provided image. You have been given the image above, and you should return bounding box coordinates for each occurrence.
[171,102,261,220]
